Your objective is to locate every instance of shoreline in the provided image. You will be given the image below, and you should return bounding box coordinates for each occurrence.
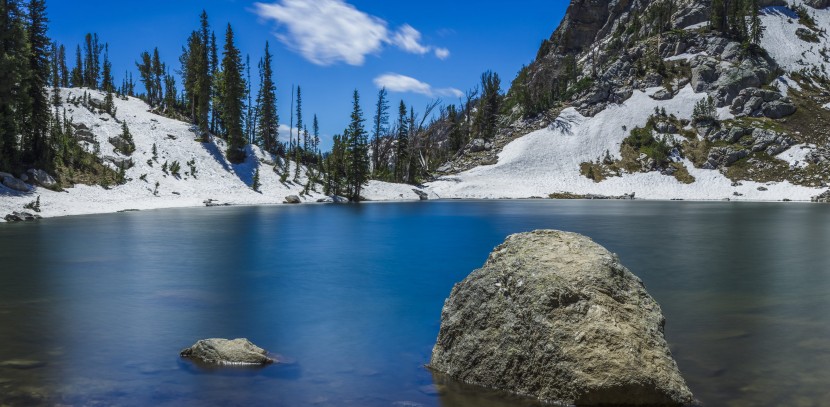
[1,186,821,224]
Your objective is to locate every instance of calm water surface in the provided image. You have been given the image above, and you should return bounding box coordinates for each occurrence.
[1,201,829,406]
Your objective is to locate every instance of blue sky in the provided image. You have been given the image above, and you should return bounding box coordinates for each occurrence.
[47,0,567,150]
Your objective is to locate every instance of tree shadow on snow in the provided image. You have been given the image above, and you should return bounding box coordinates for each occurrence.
[199,139,234,173]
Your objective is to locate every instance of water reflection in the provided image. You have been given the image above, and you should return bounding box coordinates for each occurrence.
[0,201,828,406]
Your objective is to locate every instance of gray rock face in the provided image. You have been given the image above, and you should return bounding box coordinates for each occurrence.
[703,146,749,169]
[284,195,301,204]
[812,190,830,203]
[108,136,135,156]
[25,169,56,188]
[749,128,794,156]
[429,230,694,406]
[1,173,30,192]
[468,138,492,153]
[413,189,429,200]
[104,156,134,170]
[730,88,796,119]
[180,338,274,365]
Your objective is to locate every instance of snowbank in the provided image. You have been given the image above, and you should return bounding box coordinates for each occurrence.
[427,87,823,201]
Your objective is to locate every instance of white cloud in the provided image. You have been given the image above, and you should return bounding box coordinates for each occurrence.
[374,73,462,99]
[434,47,450,60]
[253,0,387,66]
[253,0,449,65]
[390,25,430,55]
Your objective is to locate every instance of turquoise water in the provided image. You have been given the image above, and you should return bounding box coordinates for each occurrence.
[1,201,829,406]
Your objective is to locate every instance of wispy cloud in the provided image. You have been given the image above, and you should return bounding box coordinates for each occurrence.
[252,0,450,66]
[374,73,463,99]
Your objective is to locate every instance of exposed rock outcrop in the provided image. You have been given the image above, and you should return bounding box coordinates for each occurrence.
[429,230,694,406]
[180,338,274,365]
[25,169,57,189]
[812,190,830,202]
[4,212,42,222]
[284,195,301,204]
[0,172,30,192]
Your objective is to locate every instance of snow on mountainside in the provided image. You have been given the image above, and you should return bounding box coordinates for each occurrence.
[0,88,422,221]
[428,1,830,201]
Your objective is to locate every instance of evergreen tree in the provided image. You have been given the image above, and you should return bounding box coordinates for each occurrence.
[50,42,60,107]
[296,85,303,150]
[256,42,279,153]
[196,11,211,137]
[57,43,67,87]
[371,87,389,176]
[220,23,246,163]
[473,70,502,140]
[23,0,52,168]
[70,44,82,87]
[0,0,28,170]
[711,0,726,32]
[312,114,320,154]
[151,48,163,103]
[394,100,408,183]
[447,104,464,153]
[82,33,101,89]
[209,31,218,134]
[163,70,176,112]
[136,50,155,104]
[101,44,113,91]
[749,0,764,45]
[252,166,261,192]
[345,90,369,201]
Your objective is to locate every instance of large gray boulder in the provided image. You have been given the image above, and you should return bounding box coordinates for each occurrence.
[25,169,57,188]
[429,230,694,406]
[1,173,30,192]
[284,195,301,204]
[180,338,274,365]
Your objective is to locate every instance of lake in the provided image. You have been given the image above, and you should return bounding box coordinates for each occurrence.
[1,201,829,406]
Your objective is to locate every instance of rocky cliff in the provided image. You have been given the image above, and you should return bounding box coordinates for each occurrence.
[434,0,830,201]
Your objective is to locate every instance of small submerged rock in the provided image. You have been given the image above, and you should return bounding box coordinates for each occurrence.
[0,359,46,369]
[180,338,274,366]
[429,230,694,406]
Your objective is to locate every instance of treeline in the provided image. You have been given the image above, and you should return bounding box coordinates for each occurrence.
[2,0,509,200]
[711,0,764,46]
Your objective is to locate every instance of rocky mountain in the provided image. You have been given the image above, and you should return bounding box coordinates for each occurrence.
[432,0,830,201]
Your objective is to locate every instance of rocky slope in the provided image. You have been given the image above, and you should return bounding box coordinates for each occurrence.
[432,0,830,201]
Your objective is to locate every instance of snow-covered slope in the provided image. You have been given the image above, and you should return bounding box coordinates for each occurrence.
[428,3,830,202]
[429,87,822,201]
[0,88,422,221]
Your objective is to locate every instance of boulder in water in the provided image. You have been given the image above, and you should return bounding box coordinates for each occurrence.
[180,338,274,365]
[429,230,694,406]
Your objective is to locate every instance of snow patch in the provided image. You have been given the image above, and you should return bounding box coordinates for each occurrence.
[427,85,823,201]
[778,144,816,169]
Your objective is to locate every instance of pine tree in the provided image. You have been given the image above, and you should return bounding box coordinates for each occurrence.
[101,44,113,91]
[50,42,60,107]
[252,166,261,192]
[245,53,253,144]
[256,41,278,154]
[196,11,211,137]
[448,104,464,153]
[711,0,726,32]
[23,0,53,168]
[151,48,163,104]
[296,85,303,150]
[82,33,101,89]
[371,87,389,176]
[312,114,320,154]
[220,24,246,163]
[345,90,369,201]
[749,0,764,45]
[70,44,82,87]
[136,51,155,104]
[209,31,218,134]
[0,0,28,170]
[473,70,502,140]
[394,100,408,183]
[57,43,67,87]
